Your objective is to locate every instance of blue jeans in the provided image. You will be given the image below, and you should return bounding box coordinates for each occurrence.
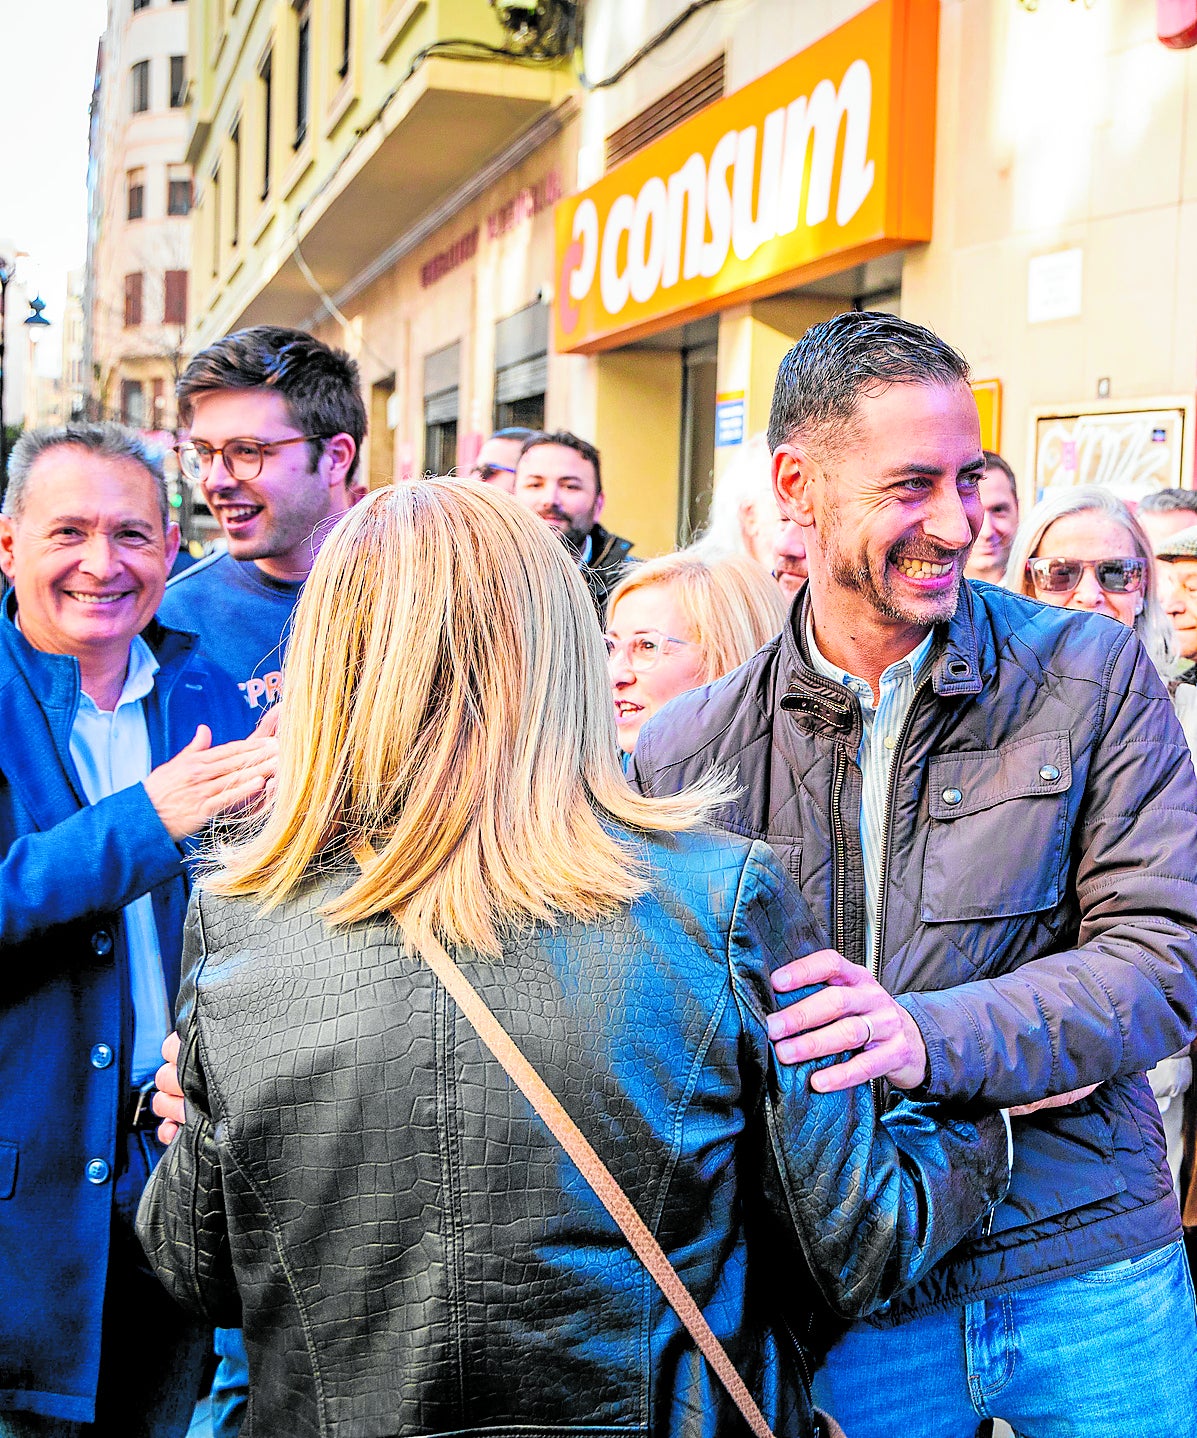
[812,1240,1197,1437]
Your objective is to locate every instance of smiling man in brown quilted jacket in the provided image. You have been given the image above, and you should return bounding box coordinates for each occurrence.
[630,310,1197,1438]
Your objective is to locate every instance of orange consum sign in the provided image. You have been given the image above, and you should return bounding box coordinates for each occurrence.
[555,0,938,355]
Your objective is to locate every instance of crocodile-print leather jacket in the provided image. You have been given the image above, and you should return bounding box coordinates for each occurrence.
[138,828,1008,1438]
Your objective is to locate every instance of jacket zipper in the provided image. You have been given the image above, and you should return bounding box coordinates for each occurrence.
[871,674,933,987]
[867,674,932,1111]
[830,746,849,958]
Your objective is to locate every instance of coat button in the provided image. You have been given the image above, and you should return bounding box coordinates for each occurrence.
[941,787,963,806]
[1039,764,1061,782]
[90,930,113,957]
[85,1158,110,1185]
[90,1043,114,1069]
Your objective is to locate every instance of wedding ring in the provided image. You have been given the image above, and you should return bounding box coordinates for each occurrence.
[860,1016,875,1048]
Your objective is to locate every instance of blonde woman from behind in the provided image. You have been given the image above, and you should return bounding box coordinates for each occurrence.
[138,481,1008,1438]
[606,549,786,755]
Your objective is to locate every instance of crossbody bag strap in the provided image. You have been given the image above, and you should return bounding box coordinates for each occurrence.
[354,840,776,1438]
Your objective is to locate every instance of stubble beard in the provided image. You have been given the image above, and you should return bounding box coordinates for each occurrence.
[822,509,963,628]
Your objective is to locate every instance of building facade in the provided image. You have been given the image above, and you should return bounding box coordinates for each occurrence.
[186,0,1197,556]
[87,0,193,440]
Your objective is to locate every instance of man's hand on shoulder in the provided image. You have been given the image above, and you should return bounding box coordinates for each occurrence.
[766,949,928,1092]
[143,724,278,841]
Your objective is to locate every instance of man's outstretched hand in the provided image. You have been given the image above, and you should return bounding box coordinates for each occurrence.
[767,949,929,1092]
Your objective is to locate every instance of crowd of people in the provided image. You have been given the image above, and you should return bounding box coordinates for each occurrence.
[2,311,1197,1438]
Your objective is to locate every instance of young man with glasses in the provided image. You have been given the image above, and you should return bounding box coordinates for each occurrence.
[157,327,365,715]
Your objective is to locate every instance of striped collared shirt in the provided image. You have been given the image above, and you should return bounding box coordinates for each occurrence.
[806,615,935,967]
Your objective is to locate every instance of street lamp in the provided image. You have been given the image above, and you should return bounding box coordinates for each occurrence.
[0,275,52,508]
[0,255,16,499]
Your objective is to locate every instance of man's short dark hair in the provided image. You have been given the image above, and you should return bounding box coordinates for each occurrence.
[4,422,169,529]
[1137,488,1197,516]
[177,325,368,481]
[491,426,537,443]
[767,310,971,457]
[517,430,603,494]
[982,451,1019,505]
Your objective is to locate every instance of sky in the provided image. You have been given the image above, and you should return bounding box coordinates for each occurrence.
[0,0,107,376]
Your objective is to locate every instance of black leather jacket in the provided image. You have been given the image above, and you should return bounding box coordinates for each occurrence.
[631,582,1197,1319]
[138,828,1007,1436]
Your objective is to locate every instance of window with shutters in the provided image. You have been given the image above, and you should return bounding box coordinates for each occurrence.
[164,270,188,326]
[294,3,310,147]
[259,49,273,198]
[124,272,143,328]
[131,60,150,114]
[604,56,725,171]
[127,169,145,220]
[168,176,192,215]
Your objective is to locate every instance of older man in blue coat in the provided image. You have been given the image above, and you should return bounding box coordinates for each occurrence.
[0,424,274,1435]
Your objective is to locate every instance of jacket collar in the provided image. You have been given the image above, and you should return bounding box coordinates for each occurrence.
[778,582,985,727]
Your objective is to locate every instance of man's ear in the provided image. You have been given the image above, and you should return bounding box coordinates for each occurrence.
[592,489,605,523]
[773,443,819,527]
[0,517,16,583]
[322,433,357,490]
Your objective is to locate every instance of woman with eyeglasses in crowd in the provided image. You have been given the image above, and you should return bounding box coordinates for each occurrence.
[605,550,787,756]
[1004,485,1191,1194]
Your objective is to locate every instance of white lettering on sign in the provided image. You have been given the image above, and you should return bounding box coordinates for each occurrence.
[570,59,876,317]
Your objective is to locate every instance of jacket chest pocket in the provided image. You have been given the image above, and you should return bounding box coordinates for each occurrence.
[921,733,1072,924]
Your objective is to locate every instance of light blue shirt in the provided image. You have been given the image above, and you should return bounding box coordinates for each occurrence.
[68,635,170,1085]
[806,615,935,968]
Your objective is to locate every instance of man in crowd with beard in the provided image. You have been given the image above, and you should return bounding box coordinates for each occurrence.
[770,511,808,601]
[630,311,1197,1437]
[512,430,633,616]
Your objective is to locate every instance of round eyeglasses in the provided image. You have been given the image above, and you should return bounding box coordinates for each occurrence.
[604,630,695,674]
[173,434,331,483]
[1026,556,1146,598]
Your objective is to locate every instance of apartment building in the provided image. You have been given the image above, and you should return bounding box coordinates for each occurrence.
[186,0,1197,555]
[87,0,193,438]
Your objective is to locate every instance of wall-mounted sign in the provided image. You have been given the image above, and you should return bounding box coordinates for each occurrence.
[715,392,746,448]
[554,0,938,354]
[420,228,479,288]
[1030,396,1196,502]
[1027,249,1083,325]
[487,173,563,241]
[972,379,1002,453]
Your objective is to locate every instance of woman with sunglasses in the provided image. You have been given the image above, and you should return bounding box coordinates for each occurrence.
[1005,486,1174,672]
[1005,485,1189,1190]
[606,550,786,755]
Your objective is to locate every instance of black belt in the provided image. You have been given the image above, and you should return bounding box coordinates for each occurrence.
[126,1082,159,1132]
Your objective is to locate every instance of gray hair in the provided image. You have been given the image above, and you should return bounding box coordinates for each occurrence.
[1137,487,1197,516]
[4,423,170,530]
[767,310,971,458]
[1003,485,1174,676]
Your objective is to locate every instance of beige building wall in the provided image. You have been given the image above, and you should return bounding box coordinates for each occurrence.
[559,0,1197,541]
[904,0,1197,496]
[90,0,192,435]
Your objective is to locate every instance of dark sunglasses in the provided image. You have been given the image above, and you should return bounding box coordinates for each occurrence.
[1026,555,1146,597]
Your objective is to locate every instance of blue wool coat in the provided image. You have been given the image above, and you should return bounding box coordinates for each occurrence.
[0,603,249,1422]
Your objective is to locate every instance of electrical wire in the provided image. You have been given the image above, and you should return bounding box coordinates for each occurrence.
[573,0,724,91]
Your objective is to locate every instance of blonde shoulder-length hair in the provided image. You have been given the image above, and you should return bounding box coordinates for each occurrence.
[206,480,727,960]
[1003,484,1174,674]
[606,548,786,682]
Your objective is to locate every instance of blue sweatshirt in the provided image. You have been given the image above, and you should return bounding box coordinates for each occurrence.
[157,552,304,714]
